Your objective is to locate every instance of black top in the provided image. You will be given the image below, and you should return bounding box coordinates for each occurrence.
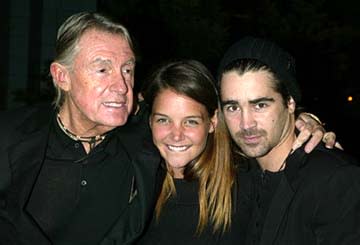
[136,168,254,245]
[0,105,162,245]
[32,117,134,244]
[244,145,360,245]
[247,166,283,245]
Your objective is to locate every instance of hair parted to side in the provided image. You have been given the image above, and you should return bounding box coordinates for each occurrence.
[144,59,236,234]
[52,11,134,108]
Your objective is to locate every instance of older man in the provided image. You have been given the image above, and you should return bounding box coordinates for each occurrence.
[0,12,161,245]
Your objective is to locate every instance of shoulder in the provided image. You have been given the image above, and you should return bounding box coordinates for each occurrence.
[289,144,360,191]
[114,107,161,176]
[0,104,54,130]
[300,147,360,228]
[290,143,358,172]
[115,106,153,156]
[0,104,54,145]
[304,145,359,174]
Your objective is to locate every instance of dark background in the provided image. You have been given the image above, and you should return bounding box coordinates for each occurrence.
[1,0,359,159]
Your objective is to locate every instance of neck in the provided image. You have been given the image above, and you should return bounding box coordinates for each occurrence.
[257,117,296,172]
[168,164,185,179]
[59,103,113,137]
[58,106,112,153]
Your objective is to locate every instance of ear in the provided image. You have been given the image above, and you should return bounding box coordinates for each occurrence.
[208,109,218,133]
[288,96,296,114]
[148,115,153,129]
[50,62,71,91]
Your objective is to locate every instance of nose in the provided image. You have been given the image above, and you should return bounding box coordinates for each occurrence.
[170,124,185,142]
[110,72,129,94]
[240,109,256,130]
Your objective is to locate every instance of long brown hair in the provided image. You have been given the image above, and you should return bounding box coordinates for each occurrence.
[144,59,235,233]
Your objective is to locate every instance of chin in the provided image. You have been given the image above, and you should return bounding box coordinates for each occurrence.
[111,118,129,127]
[166,159,188,170]
[99,115,129,128]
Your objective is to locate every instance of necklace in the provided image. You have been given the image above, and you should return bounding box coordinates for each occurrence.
[277,150,293,172]
[278,159,287,171]
[56,113,107,150]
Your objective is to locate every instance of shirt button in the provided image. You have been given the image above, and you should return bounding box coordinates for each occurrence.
[74,143,80,148]
[80,180,87,186]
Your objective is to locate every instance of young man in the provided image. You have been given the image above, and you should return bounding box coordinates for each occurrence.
[218,36,360,244]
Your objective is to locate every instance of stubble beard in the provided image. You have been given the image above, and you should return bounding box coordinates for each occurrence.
[233,128,270,158]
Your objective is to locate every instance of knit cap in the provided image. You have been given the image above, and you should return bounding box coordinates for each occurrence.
[218,36,301,103]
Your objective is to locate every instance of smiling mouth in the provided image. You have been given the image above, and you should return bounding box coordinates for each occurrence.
[167,145,190,152]
[102,102,126,108]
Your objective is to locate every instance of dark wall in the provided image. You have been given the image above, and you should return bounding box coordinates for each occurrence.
[0,1,10,110]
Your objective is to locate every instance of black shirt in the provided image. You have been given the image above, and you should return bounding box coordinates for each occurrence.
[31,116,135,244]
[243,146,360,245]
[137,167,253,245]
[248,165,283,245]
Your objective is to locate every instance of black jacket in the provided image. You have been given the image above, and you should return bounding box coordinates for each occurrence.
[0,105,162,245]
[246,145,360,245]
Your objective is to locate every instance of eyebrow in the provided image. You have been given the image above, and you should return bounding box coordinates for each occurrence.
[221,97,275,107]
[124,58,136,65]
[152,112,168,117]
[91,58,112,65]
[248,97,275,104]
[152,113,204,120]
[91,57,136,65]
[221,99,238,107]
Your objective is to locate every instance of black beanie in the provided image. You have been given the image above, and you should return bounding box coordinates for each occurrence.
[218,36,301,103]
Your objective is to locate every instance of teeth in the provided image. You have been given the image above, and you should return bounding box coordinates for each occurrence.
[103,102,124,107]
[167,145,189,152]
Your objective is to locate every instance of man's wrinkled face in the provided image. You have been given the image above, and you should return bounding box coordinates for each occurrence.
[220,70,294,158]
[63,29,135,130]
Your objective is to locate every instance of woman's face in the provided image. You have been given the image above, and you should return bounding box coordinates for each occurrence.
[150,89,217,178]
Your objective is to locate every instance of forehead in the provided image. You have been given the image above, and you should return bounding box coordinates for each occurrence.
[76,29,134,61]
[153,89,207,115]
[220,70,276,100]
